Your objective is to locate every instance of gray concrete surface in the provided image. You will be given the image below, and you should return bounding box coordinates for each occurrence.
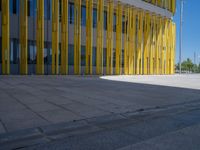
[0,74,200,133]
[1,98,200,150]
[102,74,200,90]
[118,123,200,150]
[0,74,200,149]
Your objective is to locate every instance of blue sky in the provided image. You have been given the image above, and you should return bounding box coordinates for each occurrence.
[174,0,200,64]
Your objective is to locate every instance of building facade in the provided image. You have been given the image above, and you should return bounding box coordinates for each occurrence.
[0,0,176,75]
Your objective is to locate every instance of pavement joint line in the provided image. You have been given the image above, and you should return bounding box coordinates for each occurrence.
[36,127,54,142]
[1,100,200,146]
[0,119,8,133]
[123,98,200,116]
[41,99,85,118]
[4,109,200,150]
[57,87,119,108]
[116,122,200,150]
[44,98,111,120]
[0,87,53,123]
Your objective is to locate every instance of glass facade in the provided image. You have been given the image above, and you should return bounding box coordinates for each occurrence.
[0,39,2,64]
[0,0,176,75]
[44,0,51,20]
[10,0,19,15]
[143,0,176,13]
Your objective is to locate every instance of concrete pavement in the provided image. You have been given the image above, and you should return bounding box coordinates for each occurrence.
[0,74,200,149]
[1,98,200,150]
[118,123,200,150]
[0,75,200,133]
[102,74,200,90]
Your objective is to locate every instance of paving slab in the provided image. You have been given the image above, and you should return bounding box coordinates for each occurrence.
[0,122,6,134]
[102,74,200,90]
[0,75,200,133]
[1,100,200,150]
[118,123,200,150]
[38,109,83,124]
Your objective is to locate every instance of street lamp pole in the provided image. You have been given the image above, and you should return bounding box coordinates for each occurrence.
[179,0,184,74]
[198,54,200,65]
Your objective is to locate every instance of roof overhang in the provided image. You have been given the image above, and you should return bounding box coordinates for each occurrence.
[118,0,173,19]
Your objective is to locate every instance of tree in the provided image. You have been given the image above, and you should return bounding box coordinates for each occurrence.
[176,58,200,73]
[198,64,200,73]
[181,58,193,72]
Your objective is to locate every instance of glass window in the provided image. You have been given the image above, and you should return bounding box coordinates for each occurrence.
[81,46,86,66]
[113,13,116,32]
[69,3,74,24]
[27,0,37,17]
[59,0,61,21]
[13,0,17,14]
[28,41,37,64]
[103,48,106,67]
[93,8,97,28]
[28,0,30,16]
[28,41,37,74]
[28,41,34,64]
[10,0,19,15]
[44,0,51,20]
[10,40,14,64]
[113,49,116,67]
[44,43,48,65]
[0,0,2,12]
[104,11,107,30]
[0,38,2,63]
[93,47,96,66]
[68,44,74,65]
[122,15,125,33]
[81,6,86,26]
[59,43,61,65]
[42,42,52,66]
[10,39,19,64]
[122,50,124,67]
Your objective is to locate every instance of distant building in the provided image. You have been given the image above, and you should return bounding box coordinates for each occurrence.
[0,0,176,75]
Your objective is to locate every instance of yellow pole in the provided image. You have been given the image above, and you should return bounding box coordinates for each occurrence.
[36,0,44,75]
[152,0,156,5]
[74,0,81,75]
[136,10,144,75]
[173,23,176,74]
[157,16,162,74]
[168,20,172,74]
[149,15,154,75]
[157,0,162,7]
[20,0,28,75]
[143,12,150,75]
[152,15,156,74]
[171,21,174,74]
[128,7,136,75]
[61,0,68,75]
[161,18,165,74]
[96,0,104,75]
[165,19,170,74]
[155,15,160,75]
[172,0,176,14]
[52,0,59,75]
[124,6,129,75]
[168,0,171,12]
[168,20,175,75]
[172,23,176,74]
[86,0,93,75]
[161,18,167,74]
[115,2,122,75]
[106,0,114,75]
[2,0,10,75]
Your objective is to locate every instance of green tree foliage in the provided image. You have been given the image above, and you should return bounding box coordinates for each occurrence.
[176,58,200,73]
[198,64,200,73]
